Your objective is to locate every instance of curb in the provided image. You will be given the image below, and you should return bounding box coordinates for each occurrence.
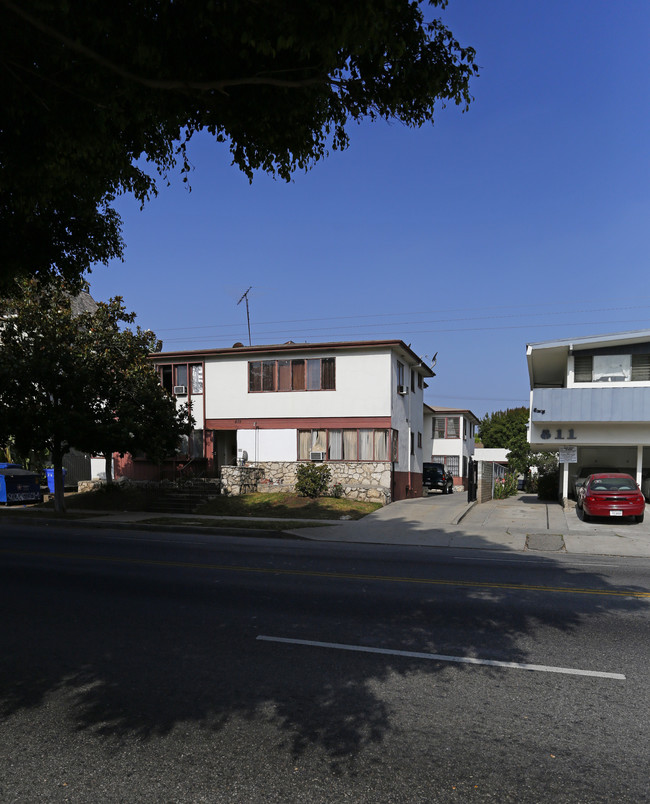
[0,513,307,540]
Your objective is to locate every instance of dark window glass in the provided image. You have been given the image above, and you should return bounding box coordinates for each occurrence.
[391,430,399,462]
[262,360,276,391]
[191,429,203,458]
[321,357,335,389]
[249,362,262,392]
[631,354,650,381]
[574,354,593,382]
[161,365,173,393]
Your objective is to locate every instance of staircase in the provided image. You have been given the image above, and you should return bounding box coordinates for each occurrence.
[141,479,221,514]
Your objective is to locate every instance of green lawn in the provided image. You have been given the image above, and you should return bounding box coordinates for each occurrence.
[195,492,381,520]
[59,486,381,520]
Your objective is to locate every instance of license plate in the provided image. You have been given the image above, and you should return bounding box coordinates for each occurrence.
[609,510,623,517]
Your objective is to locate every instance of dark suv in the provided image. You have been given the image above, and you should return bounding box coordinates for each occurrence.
[423,462,454,494]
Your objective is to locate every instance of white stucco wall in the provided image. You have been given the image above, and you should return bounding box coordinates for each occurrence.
[204,349,392,419]
[474,447,509,463]
[237,429,297,462]
[391,357,425,473]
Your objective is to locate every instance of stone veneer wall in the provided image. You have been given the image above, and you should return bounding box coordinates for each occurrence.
[221,462,392,505]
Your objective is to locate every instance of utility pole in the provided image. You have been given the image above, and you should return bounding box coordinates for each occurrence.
[237,286,252,346]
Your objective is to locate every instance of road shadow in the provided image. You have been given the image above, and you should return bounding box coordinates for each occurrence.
[0,520,647,796]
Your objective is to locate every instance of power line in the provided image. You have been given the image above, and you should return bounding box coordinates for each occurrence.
[158,317,650,346]
[152,303,650,335]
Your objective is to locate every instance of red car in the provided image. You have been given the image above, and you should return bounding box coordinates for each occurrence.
[577,473,645,523]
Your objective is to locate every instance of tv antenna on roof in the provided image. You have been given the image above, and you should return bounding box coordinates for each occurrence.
[237,286,253,346]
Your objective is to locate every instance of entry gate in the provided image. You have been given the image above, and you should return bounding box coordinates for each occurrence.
[467,457,478,502]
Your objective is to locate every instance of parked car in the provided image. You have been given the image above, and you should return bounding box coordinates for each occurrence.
[576,473,645,523]
[423,462,454,494]
[572,466,619,498]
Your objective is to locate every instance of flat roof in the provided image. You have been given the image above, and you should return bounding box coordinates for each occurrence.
[527,329,650,353]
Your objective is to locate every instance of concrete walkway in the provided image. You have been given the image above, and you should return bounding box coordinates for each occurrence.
[3,492,650,558]
[286,492,650,557]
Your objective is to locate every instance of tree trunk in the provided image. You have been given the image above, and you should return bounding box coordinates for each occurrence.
[51,448,66,513]
[104,453,113,484]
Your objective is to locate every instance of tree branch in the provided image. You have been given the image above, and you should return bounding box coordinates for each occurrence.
[1,0,328,94]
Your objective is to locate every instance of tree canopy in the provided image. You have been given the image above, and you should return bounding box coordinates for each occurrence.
[0,279,191,510]
[0,0,478,293]
[478,407,531,476]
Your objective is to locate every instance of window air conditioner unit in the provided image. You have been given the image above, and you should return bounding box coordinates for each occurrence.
[173,385,187,395]
[310,451,326,461]
[397,385,408,395]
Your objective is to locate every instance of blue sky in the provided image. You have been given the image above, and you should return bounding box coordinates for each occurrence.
[87,0,650,420]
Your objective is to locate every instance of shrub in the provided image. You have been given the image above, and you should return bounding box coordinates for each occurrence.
[525,472,538,493]
[537,469,559,501]
[295,463,332,498]
[330,482,344,498]
[494,472,518,499]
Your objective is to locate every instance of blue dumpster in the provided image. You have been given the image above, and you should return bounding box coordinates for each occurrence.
[0,464,42,504]
[46,467,67,493]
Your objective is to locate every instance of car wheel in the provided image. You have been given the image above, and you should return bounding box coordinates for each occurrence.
[636,513,644,524]
[582,509,590,522]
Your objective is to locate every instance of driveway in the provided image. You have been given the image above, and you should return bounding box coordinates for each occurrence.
[292,492,650,557]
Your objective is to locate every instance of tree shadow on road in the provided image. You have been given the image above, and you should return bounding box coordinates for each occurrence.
[0,521,647,798]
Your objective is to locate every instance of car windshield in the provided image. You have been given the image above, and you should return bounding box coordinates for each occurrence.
[590,477,636,492]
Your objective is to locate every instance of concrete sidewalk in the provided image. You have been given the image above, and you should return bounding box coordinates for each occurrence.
[287,492,650,557]
[3,492,650,557]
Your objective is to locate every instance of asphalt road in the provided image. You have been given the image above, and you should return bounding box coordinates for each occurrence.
[1,523,649,803]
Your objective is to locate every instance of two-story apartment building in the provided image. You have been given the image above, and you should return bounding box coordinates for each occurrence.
[422,404,479,490]
[527,329,650,501]
[115,339,434,501]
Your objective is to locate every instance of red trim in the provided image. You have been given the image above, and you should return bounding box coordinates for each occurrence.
[392,470,423,500]
[205,416,392,430]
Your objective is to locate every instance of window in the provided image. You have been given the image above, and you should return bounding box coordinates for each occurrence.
[298,428,392,461]
[190,364,203,394]
[433,416,460,439]
[574,353,649,383]
[175,364,188,388]
[433,455,459,475]
[410,433,414,455]
[161,365,173,393]
[417,373,423,389]
[411,369,415,393]
[159,363,203,395]
[249,357,335,392]
[397,361,405,386]
[574,355,593,382]
[417,432,422,449]
[178,429,204,458]
[632,354,650,381]
[248,360,276,392]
